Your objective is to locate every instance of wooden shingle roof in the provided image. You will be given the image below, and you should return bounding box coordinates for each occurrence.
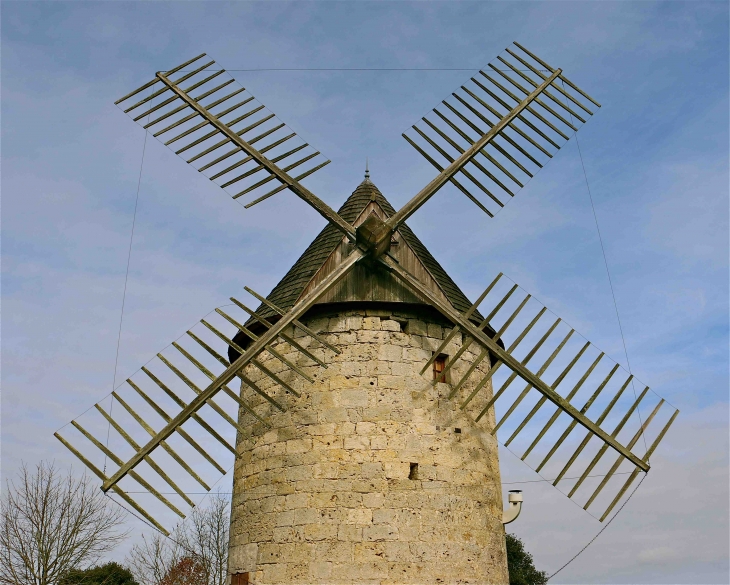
[256,178,483,321]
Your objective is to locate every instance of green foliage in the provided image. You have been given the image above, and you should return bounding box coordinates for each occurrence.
[506,533,548,585]
[60,561,139,585]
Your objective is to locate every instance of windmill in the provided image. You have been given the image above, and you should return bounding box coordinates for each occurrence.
[57,43,678,583]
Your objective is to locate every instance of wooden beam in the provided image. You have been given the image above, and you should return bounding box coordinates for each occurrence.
[102,248,364,492]
[155,71,356,241]
[380,255,649,472]
[386,69,561,231]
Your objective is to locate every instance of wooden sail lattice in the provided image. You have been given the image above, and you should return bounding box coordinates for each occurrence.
[56,288,340,534]
[115,54,331,209]
[402,42,600,218]
[57,42,677,534]
[420,272,678,522]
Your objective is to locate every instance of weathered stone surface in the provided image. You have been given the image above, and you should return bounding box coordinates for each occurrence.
[228,308,508,584]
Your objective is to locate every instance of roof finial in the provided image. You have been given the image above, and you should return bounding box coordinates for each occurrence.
[364,157,370,182]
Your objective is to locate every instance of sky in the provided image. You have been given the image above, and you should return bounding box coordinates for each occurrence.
[2,1,728,583]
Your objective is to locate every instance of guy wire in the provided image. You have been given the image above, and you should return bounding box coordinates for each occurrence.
[562,80,649,457]
[103,116,150,474]
[547,473,647,581]
[572,131,649,457]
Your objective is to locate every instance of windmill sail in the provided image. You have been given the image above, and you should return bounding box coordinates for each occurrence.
[115,54,331,211]
[391,265,677,522]
[402,42,600,218]
[56,285,344,533]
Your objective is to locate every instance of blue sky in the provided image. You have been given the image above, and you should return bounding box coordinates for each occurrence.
[2,2,728,583]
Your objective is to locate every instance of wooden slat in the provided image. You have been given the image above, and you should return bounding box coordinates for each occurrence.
[70,421,185,518]
[488,63,580,130]
[598,410,677,521]
[566,386,649,496]
[536,363,620,473]
[472,75,562,149]
[145,82,239,131]
[492,329,575,436]
[442,100,534,178]
[112,389,212,490]
[185,330,285,413]
[94,403,195,508]
[420,273,502,376]
[497,56,587,123]
[156,70,355,239]
[124,60,215,113]
[102,249,363,492]
[126,378,226,475]
[470,307,561,422]
[156,353,246,434]
[460,86,553,159]
[141,366,237,456]
[583,399,664,510]
[467,308,548,414]
[387,69,561,231]
[512,42,602,107]
[402,134,495,216]
[381,255,648,471]
[201,318,302,397]
[504,341,590,447]
[452,91,544,167]
[521,352,605,461]
[244,286,340,355]
[433,108,526,187]
[171,341,270,427]
[55,432,169,535]
[229,297,327,367]
[447,294,531,398]
[505,48,594,115]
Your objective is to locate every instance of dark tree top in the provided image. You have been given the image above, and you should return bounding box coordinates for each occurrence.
[506,533,548,585]
[60,562,139,585]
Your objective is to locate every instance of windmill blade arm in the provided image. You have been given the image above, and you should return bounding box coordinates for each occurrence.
[386,68,561,232]
[378,254,649,472]
[155,71,355,240]
[101,246,364,493]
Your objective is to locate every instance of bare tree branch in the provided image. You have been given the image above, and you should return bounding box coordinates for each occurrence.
[126,493,230,585]
[0,462,129,585]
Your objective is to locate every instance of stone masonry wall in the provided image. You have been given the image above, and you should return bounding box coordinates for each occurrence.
[228,307,509,584]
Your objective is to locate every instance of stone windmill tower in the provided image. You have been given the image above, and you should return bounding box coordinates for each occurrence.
[57,43,678,585]
[226,174,508,583]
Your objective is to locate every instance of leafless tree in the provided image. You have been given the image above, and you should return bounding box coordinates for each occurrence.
[0,461,129,585]
[127,493,230,585]
[127,532,182,585]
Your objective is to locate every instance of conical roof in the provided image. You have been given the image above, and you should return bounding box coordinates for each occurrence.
[256,178,482,322]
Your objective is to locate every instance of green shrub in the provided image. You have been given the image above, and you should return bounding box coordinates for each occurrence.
[60,561,138,585]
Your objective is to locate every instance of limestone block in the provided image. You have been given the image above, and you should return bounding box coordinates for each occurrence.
[346,508,373,525]
[370,435,388,450]
[384,461,410,480]
[229,543,258,573]
[344,435,370,450]
[362,316,381,330]
[363,524,399,541]
[340,389,369,408]
[381,319,401,332]
[378,344,403,362]
[357,329,390,344]
[406,319,427,336]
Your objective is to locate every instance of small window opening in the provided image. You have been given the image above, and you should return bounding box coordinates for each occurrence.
[433,354,448,383]
[454,428,462,434]
[409,462,419,480]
